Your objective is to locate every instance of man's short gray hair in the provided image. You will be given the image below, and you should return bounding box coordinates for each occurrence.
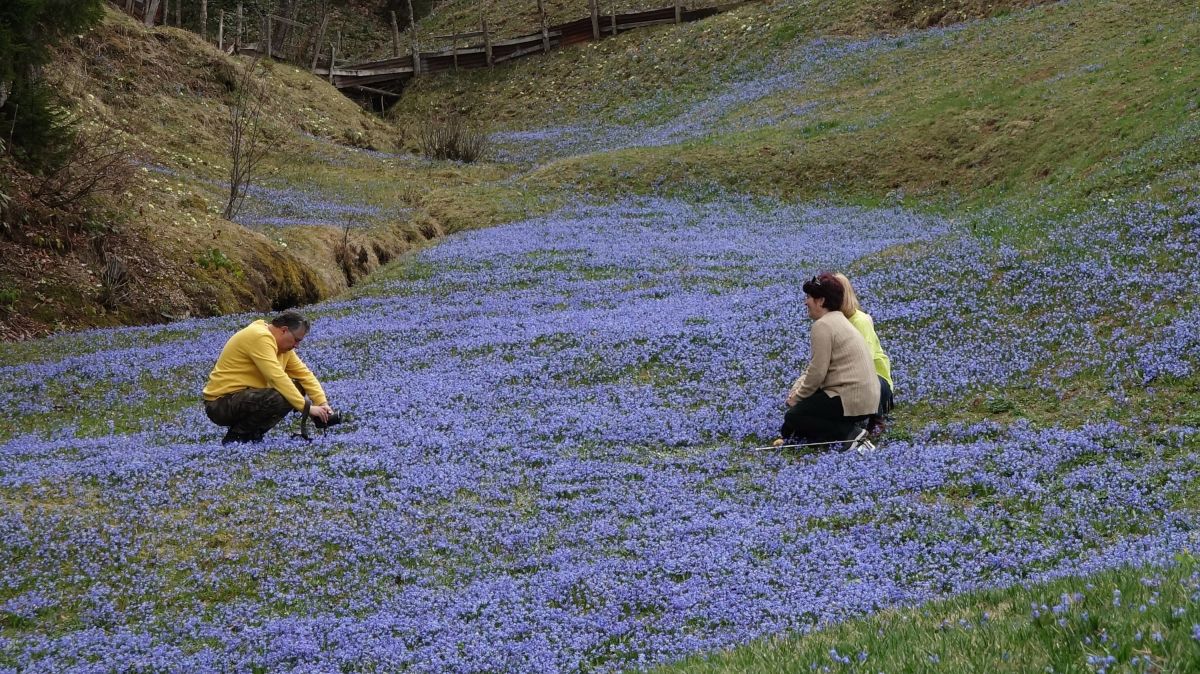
[270,311,310,334]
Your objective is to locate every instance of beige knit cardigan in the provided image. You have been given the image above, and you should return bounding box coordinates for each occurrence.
[789,310,881,416]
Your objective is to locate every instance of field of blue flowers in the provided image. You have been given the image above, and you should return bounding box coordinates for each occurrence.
[490,27,931,165]
[2,189,1199,671]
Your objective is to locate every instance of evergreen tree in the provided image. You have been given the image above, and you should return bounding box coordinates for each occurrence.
[0,0,104,171]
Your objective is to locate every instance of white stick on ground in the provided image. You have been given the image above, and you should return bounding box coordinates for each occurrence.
[753,438,876,452]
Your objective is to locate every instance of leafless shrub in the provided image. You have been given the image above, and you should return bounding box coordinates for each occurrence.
[334,214,363,286]
[0,152,11,219]
[418,114,490,163]
[29,132,131,211]
[223,57,270,221]
[100,254,131,309]
[0,172,21,241]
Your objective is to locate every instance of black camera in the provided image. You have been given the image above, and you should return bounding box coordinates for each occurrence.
[313,411,345,429]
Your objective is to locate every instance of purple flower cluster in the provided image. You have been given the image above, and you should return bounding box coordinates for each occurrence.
[235,183,387,229]
[2,196,1199,672]
[139,162,404,231]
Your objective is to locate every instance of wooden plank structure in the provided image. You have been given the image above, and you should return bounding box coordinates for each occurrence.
[317,2,741,102]
[120,0,165,26]
[109,0,746,105]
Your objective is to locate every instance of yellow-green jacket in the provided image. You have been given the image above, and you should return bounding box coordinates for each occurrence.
[847,310,893,387]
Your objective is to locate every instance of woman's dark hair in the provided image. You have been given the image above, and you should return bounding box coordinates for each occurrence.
[271,311,310,333]
[801,272,844,311]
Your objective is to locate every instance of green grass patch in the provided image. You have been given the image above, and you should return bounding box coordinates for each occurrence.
[469,0,1200,215]
[649,554,1200,674]
[1,365,203,442]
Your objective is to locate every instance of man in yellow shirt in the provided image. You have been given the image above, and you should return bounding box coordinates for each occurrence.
[202,311,334,444]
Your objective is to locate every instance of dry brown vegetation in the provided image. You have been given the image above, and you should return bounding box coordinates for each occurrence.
[861,0,1060,29]
[0,6,519,340]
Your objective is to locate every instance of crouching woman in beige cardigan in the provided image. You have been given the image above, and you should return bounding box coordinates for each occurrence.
[776,272,880,449]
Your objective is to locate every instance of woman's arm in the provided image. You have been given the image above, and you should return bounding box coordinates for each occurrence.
[789,321,832,401]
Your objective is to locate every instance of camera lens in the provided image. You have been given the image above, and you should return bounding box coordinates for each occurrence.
[314,412,342,429]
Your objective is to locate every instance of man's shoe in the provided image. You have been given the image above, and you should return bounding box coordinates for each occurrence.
[222,431,263,445]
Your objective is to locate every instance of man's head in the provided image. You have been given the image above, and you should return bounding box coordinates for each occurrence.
[269,311,310,353]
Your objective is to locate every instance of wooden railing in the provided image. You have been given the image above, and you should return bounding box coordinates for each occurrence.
[109,0,749,102]
[117,0,164,27]
[318,1,746,101]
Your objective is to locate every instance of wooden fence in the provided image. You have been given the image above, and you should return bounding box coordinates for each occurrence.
[114,1,321,62]
[319,1,745,103]
[109,0,747,104]
[118,0,165,26]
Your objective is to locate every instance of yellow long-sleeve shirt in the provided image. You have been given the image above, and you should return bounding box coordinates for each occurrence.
[847,310,893,387]
[202,320,327,411]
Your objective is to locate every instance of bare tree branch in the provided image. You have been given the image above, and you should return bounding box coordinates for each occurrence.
[223,56,271,222]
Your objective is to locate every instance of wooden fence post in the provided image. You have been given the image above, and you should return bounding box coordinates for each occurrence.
[201,0,208,40]
[329,33,338,84]
[218,10,225,50]
[452,33,459,70]
[406,0,420,75]
[236,3,243,49]
[481,12,493,67]
[176,0,182,27]
[311,13,329,72]
[144,0,161,26]
[265,15,272,58]
[590,0,600,40]
[126,0,133,12]
[674,0,681,24]
[537,0,550,53]
[610,0,617,36]
[390,11,401,58]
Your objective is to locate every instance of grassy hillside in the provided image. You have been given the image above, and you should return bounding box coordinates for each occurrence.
[402,0,1054,56]
[396,0,1198,212]
[0,6,536,339]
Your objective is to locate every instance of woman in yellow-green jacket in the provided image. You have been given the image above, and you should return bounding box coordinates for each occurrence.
[834,273,893,435]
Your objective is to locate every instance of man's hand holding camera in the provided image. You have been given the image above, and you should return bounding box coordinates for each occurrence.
[309,403,343,429]
[309,403,334,424]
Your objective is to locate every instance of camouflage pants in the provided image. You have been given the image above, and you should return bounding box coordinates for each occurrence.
[203,388,296,439]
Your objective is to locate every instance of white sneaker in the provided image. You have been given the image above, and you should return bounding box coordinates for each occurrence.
[844,427,871,453]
